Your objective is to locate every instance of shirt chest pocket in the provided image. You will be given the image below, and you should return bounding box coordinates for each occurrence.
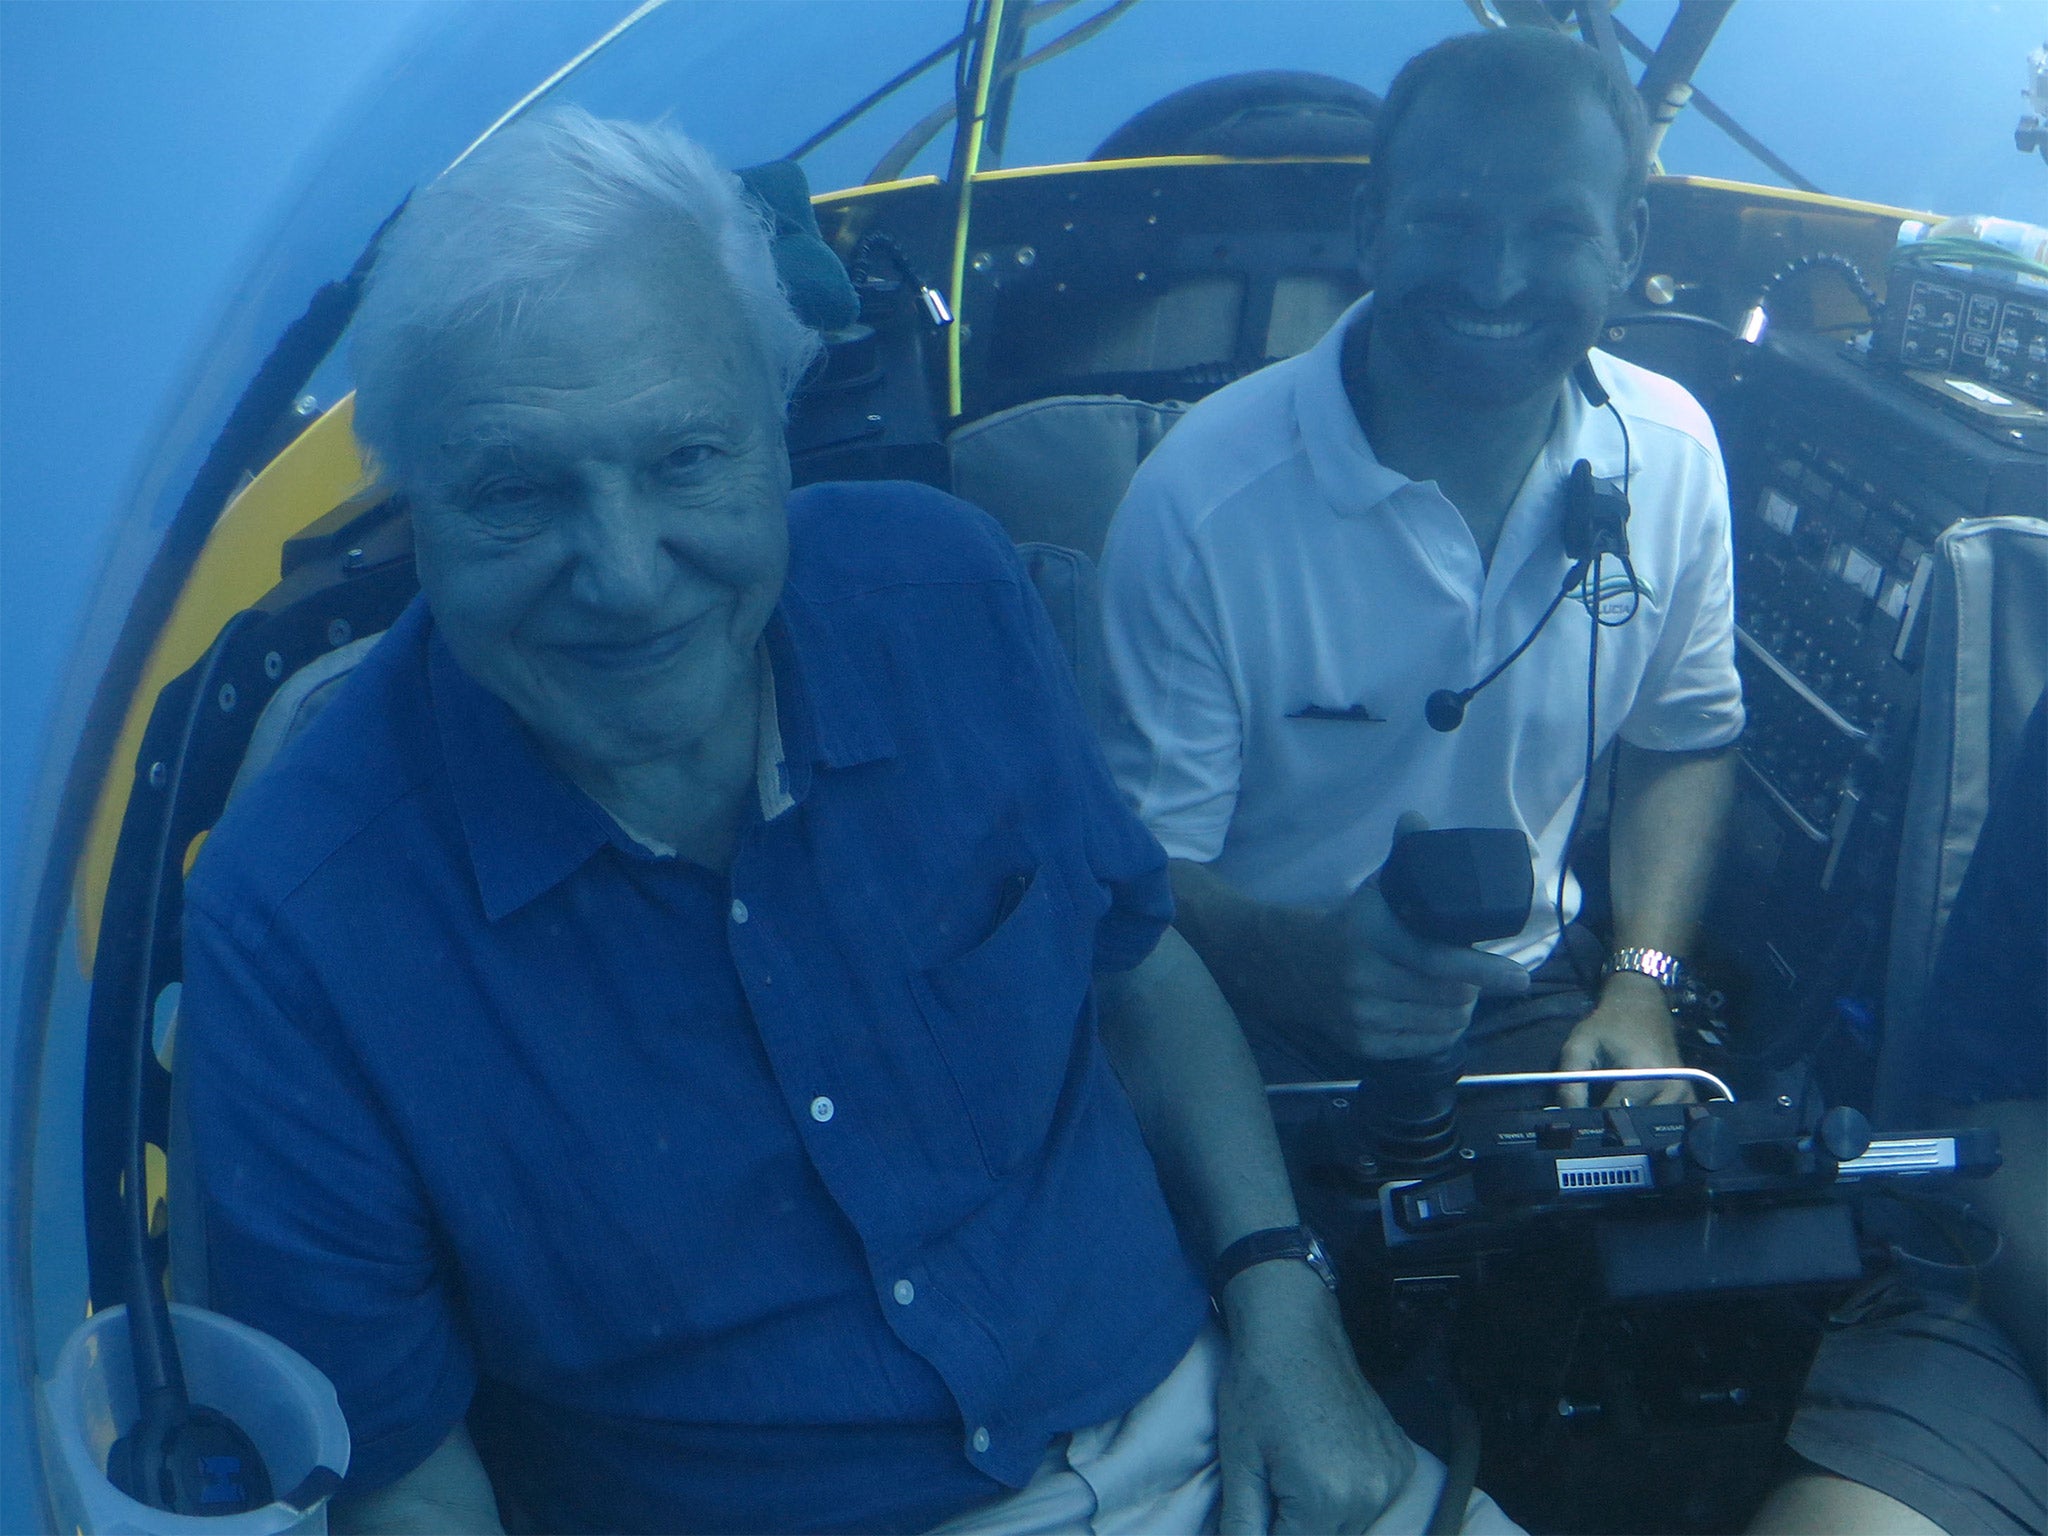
[912,864,1095,1179]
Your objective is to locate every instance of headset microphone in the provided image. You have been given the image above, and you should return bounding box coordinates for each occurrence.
[1424,359,1636,733]
[1425,688,1472,733]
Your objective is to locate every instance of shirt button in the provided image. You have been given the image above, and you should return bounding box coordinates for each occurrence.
[730,899,749,924]
[970,1427,990,1454]
[892,1279,916,1306]
[809,1096,835,1123]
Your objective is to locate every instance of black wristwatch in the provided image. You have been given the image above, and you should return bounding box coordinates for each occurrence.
[1210,1225,1339,1300]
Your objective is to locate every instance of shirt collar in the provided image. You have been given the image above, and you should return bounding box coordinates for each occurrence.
[430,581,896,922]
[1293,294,1632,517]
[765,578,896,791]
[429,629,618,923]
[1294,294,1414,517]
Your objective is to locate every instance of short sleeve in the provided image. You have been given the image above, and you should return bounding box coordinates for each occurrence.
[181,897,477,1494]
[999,543,1175,974]
[1618,437,1747,753]
[1097,469,1246,863]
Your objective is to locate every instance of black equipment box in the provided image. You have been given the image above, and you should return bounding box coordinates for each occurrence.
[1874,259,2048,407]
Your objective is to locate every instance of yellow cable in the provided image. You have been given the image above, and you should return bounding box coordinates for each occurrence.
[946,0,1008,419]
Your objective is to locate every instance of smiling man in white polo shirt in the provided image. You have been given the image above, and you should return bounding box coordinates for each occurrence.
[1099,27,1741,1109]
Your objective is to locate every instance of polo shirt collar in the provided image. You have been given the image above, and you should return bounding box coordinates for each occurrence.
[431,585,895,922]
[1293,294,1631,518]
[1295,295,1414,518]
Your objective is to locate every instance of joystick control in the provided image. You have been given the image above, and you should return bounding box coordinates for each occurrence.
[1365,829,1537,1173]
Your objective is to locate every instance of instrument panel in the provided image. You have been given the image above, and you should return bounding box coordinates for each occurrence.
[1708,331,2046,1083]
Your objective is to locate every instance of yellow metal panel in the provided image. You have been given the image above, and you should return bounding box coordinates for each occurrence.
[811,174,943,203]
[76,398,373,969]
[972,155,1367,182]
[1652,174,1937,224]
[146,1141,168,1239]
[949,161,1932,226]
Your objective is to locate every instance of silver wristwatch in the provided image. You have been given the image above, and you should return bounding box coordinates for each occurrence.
[1603,946,1691,992]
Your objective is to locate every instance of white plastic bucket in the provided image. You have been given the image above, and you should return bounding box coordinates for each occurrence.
[38,1303,350,1536]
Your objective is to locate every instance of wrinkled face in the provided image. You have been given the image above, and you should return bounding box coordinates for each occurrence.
[401,246,791,776]
[1359,86,1646,410]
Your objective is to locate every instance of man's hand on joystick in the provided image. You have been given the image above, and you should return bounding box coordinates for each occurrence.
[1322,812,1532,1068]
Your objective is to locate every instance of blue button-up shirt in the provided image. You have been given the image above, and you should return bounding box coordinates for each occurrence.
[183,482,1209,1536]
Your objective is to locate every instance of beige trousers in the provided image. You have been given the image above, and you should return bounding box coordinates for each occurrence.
[928,1323,1523,1536]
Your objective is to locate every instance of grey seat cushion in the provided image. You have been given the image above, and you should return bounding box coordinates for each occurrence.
[172,629,385,1303]
[226,630,385,803]
[949,395,1187,562]
[1017,542,1107,736]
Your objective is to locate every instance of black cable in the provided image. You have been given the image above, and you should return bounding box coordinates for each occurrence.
[870,0,1142,184]
[1469,583,1577,707]
[1553,555,1605,992]
[120,654,232,1414]
[1610,13,1823,194]
[1426,1395,1483,1535]
[1554,401,1637,993]
[954,0,979,111]
[783,25,974,163]
[110,615,277,1515]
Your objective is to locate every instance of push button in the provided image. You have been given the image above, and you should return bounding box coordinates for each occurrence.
[809,1096,835,1123]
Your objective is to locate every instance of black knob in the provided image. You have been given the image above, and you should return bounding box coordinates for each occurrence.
[1685,1112,1742,1173]
[1818,1105,1872,1164]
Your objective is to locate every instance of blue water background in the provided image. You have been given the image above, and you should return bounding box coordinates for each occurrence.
[2,1,2043,1525]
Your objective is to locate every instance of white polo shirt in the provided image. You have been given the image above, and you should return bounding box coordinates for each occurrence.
[1099,297,1745,969]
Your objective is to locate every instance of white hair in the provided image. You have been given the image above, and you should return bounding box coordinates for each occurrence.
[350,108,821,480]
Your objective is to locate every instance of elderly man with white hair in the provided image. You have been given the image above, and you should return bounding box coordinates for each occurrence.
[178,113,1519,1536]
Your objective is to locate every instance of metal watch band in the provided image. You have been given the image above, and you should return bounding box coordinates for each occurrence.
[1603,945,1688,990]
[1209,1225,1339,1298]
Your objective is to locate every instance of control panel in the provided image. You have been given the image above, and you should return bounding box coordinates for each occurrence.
[1732,442,1929,845]
[1876,264,2048,406]
[1707,331,2046,1082]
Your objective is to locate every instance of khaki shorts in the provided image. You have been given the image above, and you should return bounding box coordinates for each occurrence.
[929,1322,1523,1536]
[1790,1283,2047,1534]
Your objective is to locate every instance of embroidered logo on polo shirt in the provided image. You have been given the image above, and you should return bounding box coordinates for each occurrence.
[1576,569,1654,622]
[1288,703,1386,722]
